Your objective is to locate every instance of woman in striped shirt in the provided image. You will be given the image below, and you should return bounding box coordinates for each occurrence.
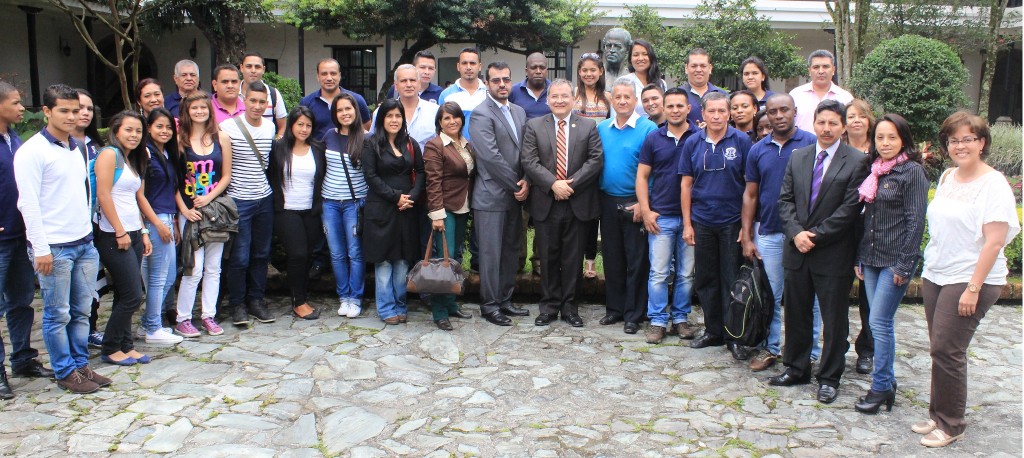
[573,53,610,279]
[321,93,369,318]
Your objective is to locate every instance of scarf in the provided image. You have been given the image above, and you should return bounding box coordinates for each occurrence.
[858,152,908,202]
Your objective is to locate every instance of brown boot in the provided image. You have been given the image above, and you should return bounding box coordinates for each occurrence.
[78,365,112,387]
[645,325,666,344]
[57,369,100,394]
[748,349,778,372]
[673,322,700,340]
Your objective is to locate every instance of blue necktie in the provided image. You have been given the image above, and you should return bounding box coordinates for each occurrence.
[809,150,828,212]
[501,105,518,139]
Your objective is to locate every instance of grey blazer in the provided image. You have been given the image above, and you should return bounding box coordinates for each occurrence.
[468,96,528,211]
[520,113,604,222]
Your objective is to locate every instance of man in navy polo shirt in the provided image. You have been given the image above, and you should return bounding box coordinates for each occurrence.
[165,60,200,118]
[637,88,699,344]
[509,52,552,120]
[678,48,726,126]
[299,58,372,140]
[740,93,818,372]
[679,91,752,358]
[384,50,444,104]
[0,81,56,399]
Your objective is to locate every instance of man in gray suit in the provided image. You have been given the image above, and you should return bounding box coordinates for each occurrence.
[521,79,604,327]
[469,61,531,326]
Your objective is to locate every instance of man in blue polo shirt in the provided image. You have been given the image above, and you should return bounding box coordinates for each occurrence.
[384,50,444,104]
[509,52,551,120]
[678,48,726,126]
[597,77,658,335]
[165,60,200,118]
[740,93,818,372]
[299,58,372,140]
[679,91,752,358]
[637,88,699,344]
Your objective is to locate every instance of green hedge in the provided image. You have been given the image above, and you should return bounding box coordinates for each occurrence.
[263,71,303,115]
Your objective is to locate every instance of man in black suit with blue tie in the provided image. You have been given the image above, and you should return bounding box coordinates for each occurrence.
[770,100,869,404]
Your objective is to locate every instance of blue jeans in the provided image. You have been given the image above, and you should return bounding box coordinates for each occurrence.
[647,216,694,327]
[862,265,911,392]
[0,237,40,368]
[322,198,365,301]
[758,232,822,357]
[375,260,408,320]
[228,196,273,306]
[140,214,176,333]
[33,243,99,380]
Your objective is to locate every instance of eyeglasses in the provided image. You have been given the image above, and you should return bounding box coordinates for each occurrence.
[946,136,979,147]
[703,144,725,171]
[488,77,512,84]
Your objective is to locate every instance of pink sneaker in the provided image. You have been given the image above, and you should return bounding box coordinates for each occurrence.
[201,317,224,336]
[175,320,201,338]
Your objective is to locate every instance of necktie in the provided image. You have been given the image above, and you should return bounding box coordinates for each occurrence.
[501,105,517,139]
[556,120,567,180]
[809,149,828,211]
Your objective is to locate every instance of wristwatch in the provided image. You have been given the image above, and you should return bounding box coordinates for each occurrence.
[967,282,980,293]
[140,228,150,235]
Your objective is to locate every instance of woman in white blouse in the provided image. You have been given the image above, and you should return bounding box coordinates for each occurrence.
[915,111,1021,448]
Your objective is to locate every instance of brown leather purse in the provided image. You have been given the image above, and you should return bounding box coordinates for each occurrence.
[406,229,465,295]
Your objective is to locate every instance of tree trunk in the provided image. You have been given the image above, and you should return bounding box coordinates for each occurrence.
[853,0,870,64]
[978,0,1006,118]
[188,4,248,65]
[827,0,854,85]
[377,36,438,100]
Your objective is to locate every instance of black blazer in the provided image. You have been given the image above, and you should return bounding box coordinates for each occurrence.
[268,139,327,215]
[520,113,604,222]
[777,142,869,275]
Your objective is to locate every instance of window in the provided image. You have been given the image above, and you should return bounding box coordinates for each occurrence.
[546,50,567,80]
[330,46,379,104]
[264,58,279,75]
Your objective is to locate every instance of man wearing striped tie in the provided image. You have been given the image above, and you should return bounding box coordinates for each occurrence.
[521,79,604,327]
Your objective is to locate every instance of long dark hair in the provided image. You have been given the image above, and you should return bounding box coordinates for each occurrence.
[178,90,218,157]
[575,53,610,118]
[145,107,178,181]
[739,56,770,92]
[277,106,323,182]
[75,88,104,147]
[628,40,661,86]
[106,110,149,179]
[370,98,410,156]
[869,113,921,163]
[330,92,365,166]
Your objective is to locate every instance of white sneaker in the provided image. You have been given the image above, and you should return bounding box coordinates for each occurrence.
[337,299,352,317]
[346,300,362,318]
[138,326,173,338]
[146,328,184,344]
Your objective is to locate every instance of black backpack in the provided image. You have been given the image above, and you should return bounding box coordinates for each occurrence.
[724,258,775,347]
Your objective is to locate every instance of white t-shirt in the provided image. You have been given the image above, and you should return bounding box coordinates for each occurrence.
[99,163,143,233]
[283,149,316,210]
[922,168,1021,286]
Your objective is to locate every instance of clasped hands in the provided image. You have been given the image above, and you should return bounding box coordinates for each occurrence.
[551,179,574,200]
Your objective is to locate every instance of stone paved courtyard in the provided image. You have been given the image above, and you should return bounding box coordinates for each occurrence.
[0,297,1020,457]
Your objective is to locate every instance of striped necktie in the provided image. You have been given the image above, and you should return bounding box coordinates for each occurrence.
[556,120,567,180]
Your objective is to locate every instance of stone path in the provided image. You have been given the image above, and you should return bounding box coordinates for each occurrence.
[0,298,1020,457]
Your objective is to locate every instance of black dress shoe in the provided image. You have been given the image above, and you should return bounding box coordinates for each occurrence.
[499,305,530,317]
[727,342,751,360]
[0,372,12,400]
[768,371,812,386]
[562,314,584,328]
[690,333,725,349]
[856,355,873,374]
[623,322,640,334]
[598,314,623,325]
[855,388,895,414]
[535,313,557,326]
[247,299,276,323]
[817,384,839,404]
[482,311,513,326]
[12,359,55,379]
[450,309,473,319]
[434,319,454,331]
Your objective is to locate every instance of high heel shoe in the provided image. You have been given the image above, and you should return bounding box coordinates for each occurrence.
[855,388,895,414]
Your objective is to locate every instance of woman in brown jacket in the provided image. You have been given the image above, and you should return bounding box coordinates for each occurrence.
[423,102,475,330]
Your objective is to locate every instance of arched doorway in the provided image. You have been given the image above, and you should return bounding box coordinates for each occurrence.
[94,36,158,124]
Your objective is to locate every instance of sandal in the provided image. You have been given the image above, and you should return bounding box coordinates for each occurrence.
[583,259,597,278]
[920,429,964,448]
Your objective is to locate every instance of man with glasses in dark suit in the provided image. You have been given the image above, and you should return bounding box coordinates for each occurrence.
[679,91,752,359]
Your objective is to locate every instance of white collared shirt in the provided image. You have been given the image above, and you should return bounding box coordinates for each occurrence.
[815,140,842,175]
[370,98,439,153]
[790,82,854,132]
[612,111,641,130]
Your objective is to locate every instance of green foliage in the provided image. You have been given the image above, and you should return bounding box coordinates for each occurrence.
[850,35,968,145]
[986,123,1022,181]
[262,72,303,113]
[12,111,46,139]
[865,0,995,57]
[1005,217,1022,273]
[624,0,805,84]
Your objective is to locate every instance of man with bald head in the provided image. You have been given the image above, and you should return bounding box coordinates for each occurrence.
[510,52,552,120]
[602,28,633,83]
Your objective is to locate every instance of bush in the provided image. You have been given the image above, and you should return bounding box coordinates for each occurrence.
[12,110,45,139]
[987,123,1022,179]
[850,35,968,146]
[263,71,304,115]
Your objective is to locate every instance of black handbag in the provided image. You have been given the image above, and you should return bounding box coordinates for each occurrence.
[724,258,775,347]
[406,229,465,295]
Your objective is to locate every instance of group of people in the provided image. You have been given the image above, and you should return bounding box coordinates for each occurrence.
[0,36,1018,449]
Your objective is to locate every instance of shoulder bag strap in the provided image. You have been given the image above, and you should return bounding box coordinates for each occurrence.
[337,144,357,200]
[407,139,416,185]
[233,117,267,170]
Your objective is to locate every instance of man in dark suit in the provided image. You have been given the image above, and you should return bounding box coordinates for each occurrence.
[469,62,531,326]
[770,99,869,404]
[521,79,604,327]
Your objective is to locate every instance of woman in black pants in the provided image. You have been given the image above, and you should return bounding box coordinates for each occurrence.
[269,106,327,319]
[93,110,153,365]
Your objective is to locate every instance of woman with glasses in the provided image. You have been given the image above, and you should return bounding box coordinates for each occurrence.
[852,113,928,415]
[574,53,611,279]
[913,111,1019,447]
[624,40,667,116]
